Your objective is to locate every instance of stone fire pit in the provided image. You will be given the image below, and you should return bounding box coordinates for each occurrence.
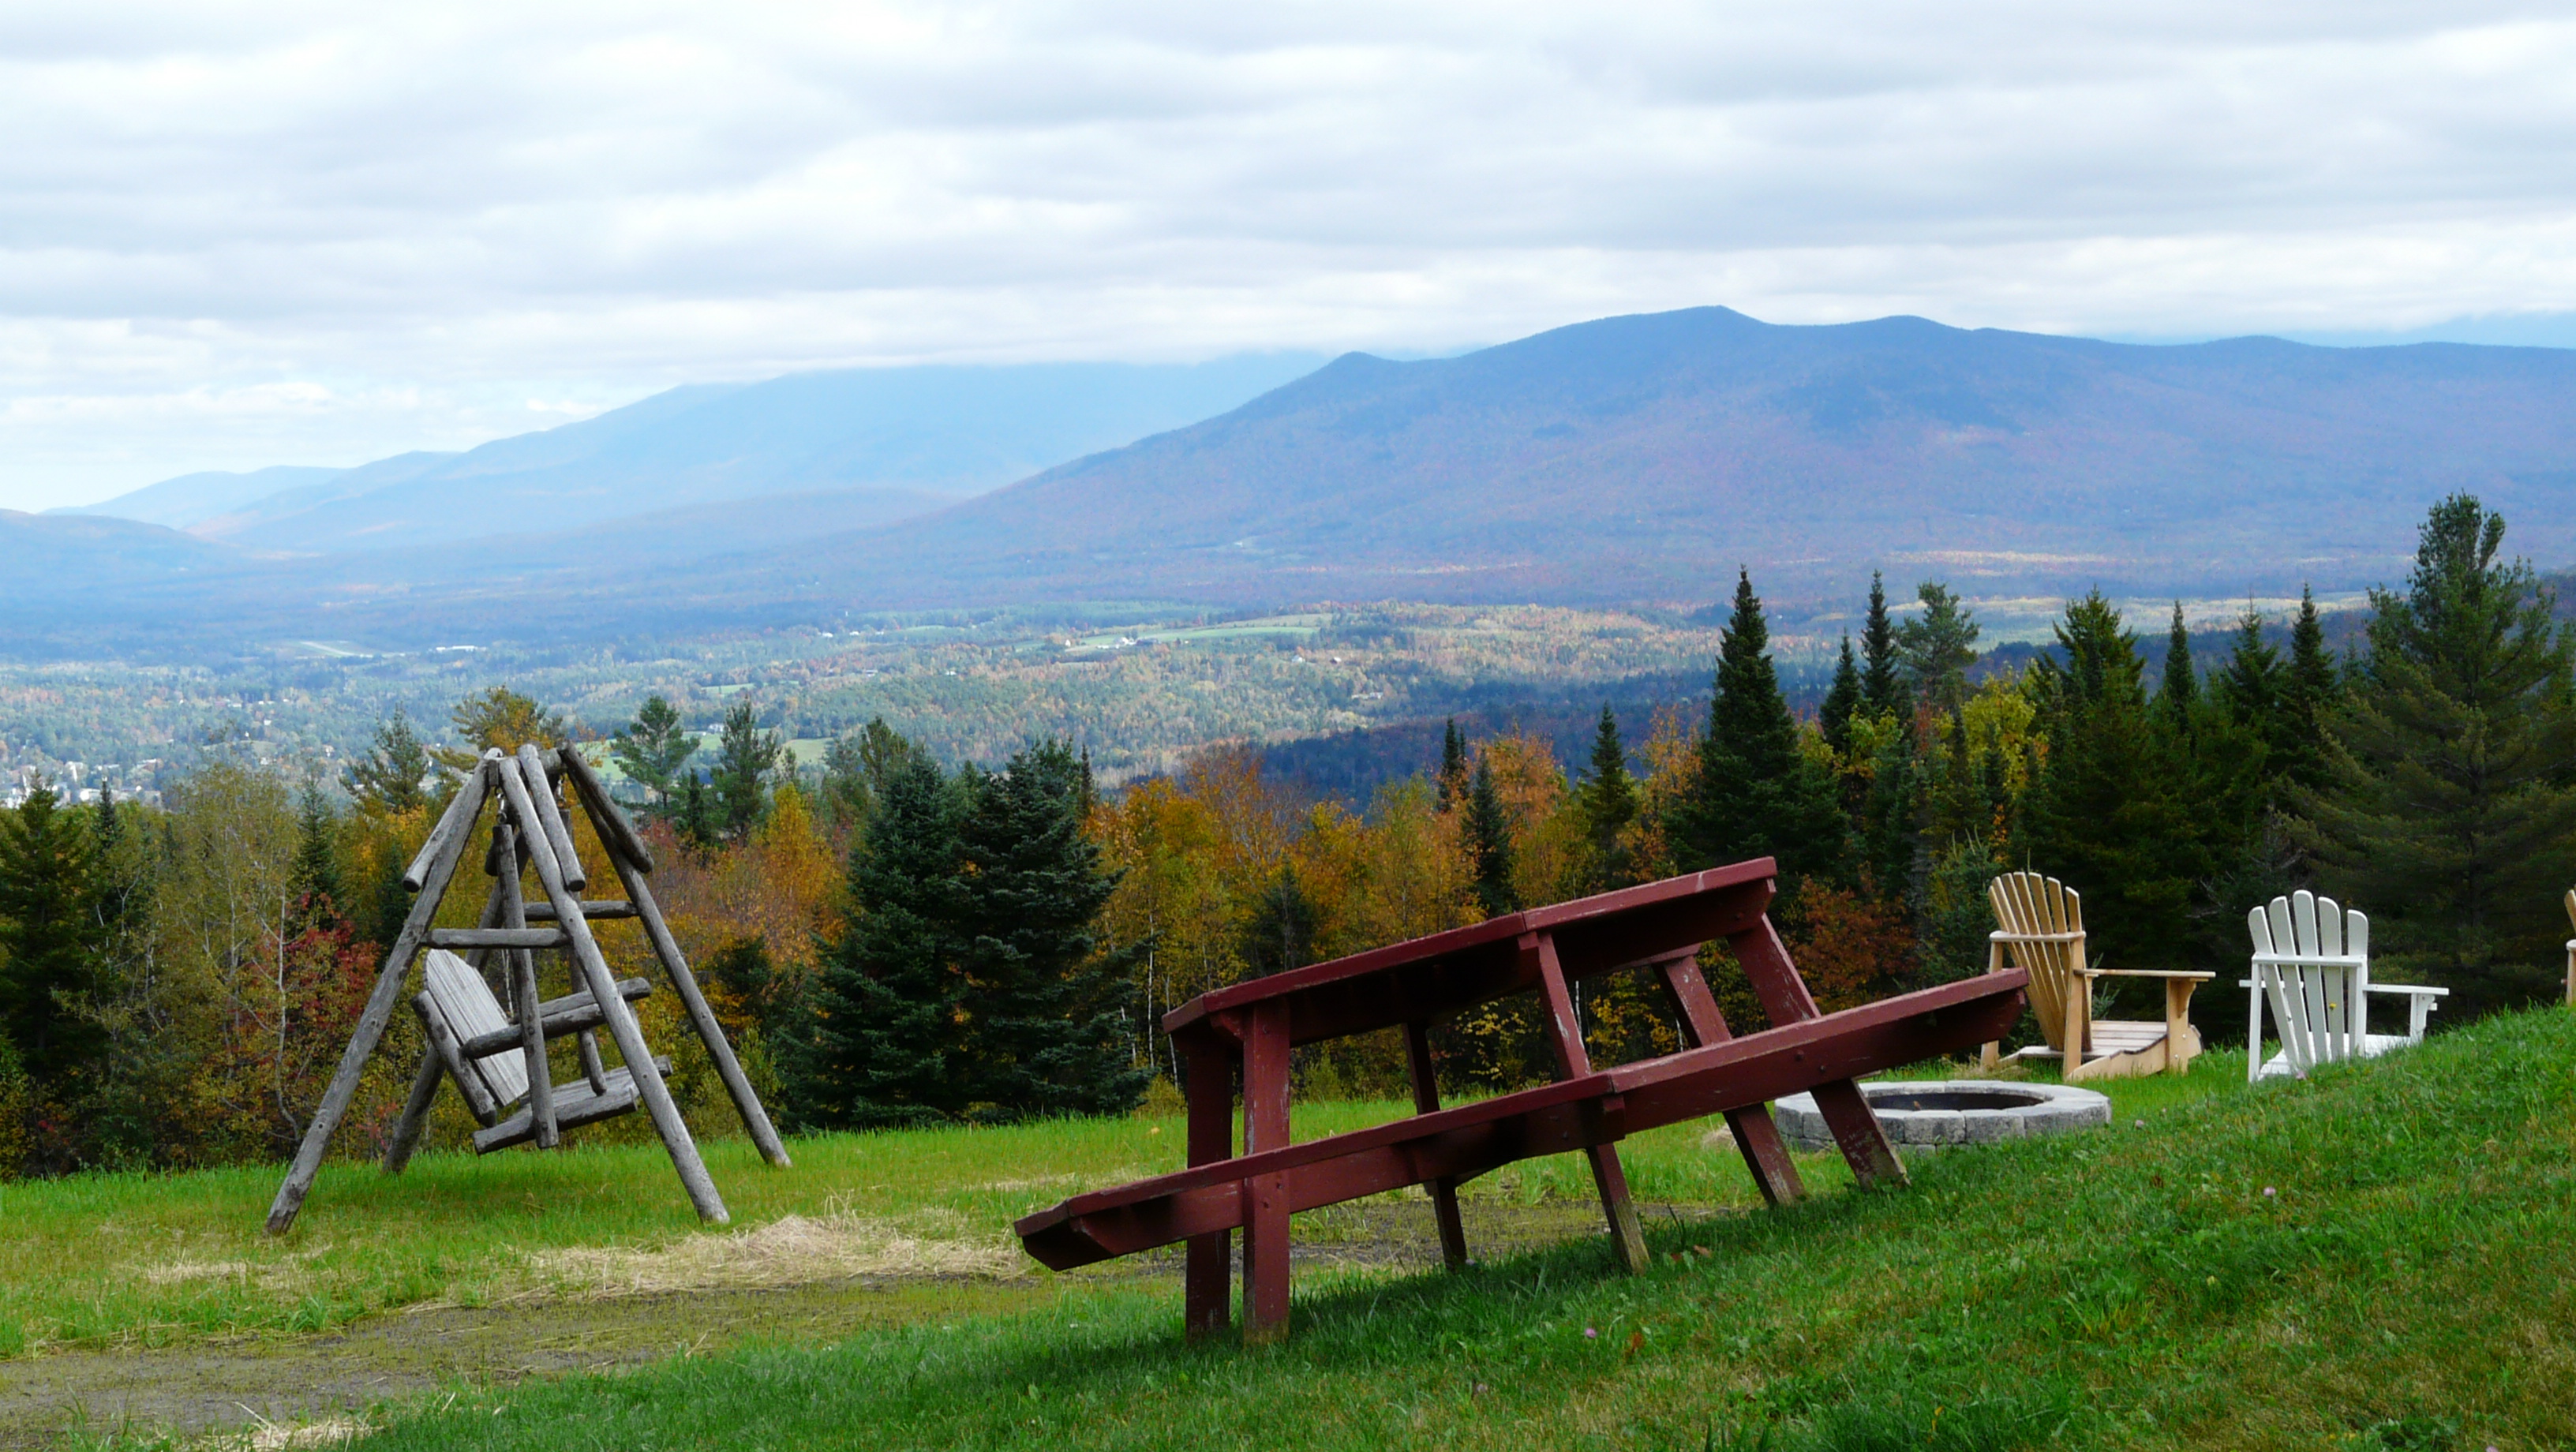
[1767,1080,2111,1152]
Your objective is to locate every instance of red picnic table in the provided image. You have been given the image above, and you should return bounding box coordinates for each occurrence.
[1016,859,2029,1344]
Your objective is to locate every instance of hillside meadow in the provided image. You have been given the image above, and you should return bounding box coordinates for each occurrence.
[7,1016,2570,1449]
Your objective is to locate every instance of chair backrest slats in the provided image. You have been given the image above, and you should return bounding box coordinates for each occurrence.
[1990,870,2085,1054]
[423,949,530,1108]
[2248,889,2370,1075]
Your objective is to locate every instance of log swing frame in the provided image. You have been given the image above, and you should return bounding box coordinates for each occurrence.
[263,743,790,1234]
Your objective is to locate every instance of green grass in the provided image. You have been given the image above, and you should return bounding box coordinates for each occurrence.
[0,1059,2231,1359]
[238,1016,2576,1450]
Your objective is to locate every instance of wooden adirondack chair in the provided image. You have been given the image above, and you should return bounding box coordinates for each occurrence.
[2244,891,2446,1081]
[1983,872,2211,1080]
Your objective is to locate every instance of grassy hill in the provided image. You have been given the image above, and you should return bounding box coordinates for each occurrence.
[17,1009,2576,1449]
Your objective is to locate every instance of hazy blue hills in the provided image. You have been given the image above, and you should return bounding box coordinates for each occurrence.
[13,308,2576,658]
[781,307,2576,611]
[63,355,1326,555]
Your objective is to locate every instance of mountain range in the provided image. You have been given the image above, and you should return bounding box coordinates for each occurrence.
[13,308,2576,658]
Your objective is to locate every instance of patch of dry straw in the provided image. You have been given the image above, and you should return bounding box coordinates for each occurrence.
[518,1211,1025,1299]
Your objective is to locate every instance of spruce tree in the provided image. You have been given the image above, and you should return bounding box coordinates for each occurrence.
[288,784,343,930]
[1820,634,1864,758]
[1576,706,1639,889]
[2152,603,2199,740]
[1860,571,1903,717]
[2282,585,2342,791]
[1894,582,1979,716]
[343,711,430,814]
[0,784,105,1089]
[2296,495,2576,1010]
[2214,603,2293,791]
[2022,593,2207,971]
[955,740,1147,1118]
[708,701,785,841]
[1465,758,1516,917]
[1436,720,1469,810]
[1239,869,1318,979]
[610,696,698,819]
[806,752,968,1126]
[1679,569,1848,881]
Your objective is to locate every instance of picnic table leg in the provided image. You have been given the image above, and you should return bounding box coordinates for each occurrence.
[1402,1020,1470,1270]
[1653,952,1804,1206]
[1528,932,1649,1274]
[1181,1034,1234,1342]
[1727,918,1908,1190]
[1240,1002,1294,1344]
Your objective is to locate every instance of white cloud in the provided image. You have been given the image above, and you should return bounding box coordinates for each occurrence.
[2,1,2574,507]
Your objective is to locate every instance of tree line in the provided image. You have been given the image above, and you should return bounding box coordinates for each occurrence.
[0,492,2567,1172]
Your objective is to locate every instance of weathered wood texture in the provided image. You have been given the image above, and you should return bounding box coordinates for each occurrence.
[516,743,587,893]
[556,746,656,874]
[267,755,495,1233]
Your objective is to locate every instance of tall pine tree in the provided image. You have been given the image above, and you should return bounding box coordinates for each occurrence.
[2152,603,2199,740]
[2296,495,2576,1011]
[1860,571,1904,718]
[0,784,105,1090]
[1895,582,1980,716]
[1436,720,1469,810]
[1576,706,1638,889]
[1678,569,1848,881]
[2282,585,2343,792]
[805,753,968,1126]
[1465,758,1516,917]
[954,741,1148,1118]
[343,711,430,814]
[1820,634,1864,758]
[611,696,699,820]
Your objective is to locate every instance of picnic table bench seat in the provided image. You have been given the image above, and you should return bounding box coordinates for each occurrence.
[1015,859,2031,1343]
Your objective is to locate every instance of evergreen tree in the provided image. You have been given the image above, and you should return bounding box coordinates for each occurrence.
[1436,720,1469,810]
[1894,582,1979,716]
[816,717,923,842]
[1860,571,1903,717]
[610,696,698,818]
[1464,758,1516,917]
[953,740,1147,1118]
[0,784,105,1088]
[708,701,785,842]
[1820,634,1864,758]
[1575,706,1639,889]
[1858,717,1923,901]
[2022,593,2207,972]
[2152,603,2199,739]
[2282,585,2343,791]
[1678,569,1849,881]
[806,753,968,1125]
[288,784,343,930]
[1239,869,1318,979]
[2296,495,2576,1010]
[343,711,430,814]
[676,774,717,852]
[2213,603,2293,790]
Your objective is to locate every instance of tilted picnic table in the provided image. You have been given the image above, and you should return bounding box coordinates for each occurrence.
[1016,859,2029,1343]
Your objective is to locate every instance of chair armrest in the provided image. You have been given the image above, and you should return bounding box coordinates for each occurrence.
[2091,968,2215,980]
[2363,983,2450,997]
[1991,930,2085,944]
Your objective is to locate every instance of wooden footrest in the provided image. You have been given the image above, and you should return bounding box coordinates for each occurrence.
[471,1056,672,1154]
[1016,971,2026,1270]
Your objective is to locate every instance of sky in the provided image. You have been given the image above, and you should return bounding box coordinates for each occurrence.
[4,2,2574,511]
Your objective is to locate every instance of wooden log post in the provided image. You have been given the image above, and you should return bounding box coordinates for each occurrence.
[495,822,556,1150]
[563,765,790,1168]
[516,743,587,893]
[1401,1020,1470,1270]
[1239,1002,1294,1344]
[1527,930,1649,1273]
[494,754,729,1224]
[1181,1032,1234,1342]
[1727,916,1907,1190]
[1652,951,1804,1206]
[379,1045,447,1175]
[267,755,496,1234]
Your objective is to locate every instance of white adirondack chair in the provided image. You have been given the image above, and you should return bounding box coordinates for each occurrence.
[2243,891,2447,1081]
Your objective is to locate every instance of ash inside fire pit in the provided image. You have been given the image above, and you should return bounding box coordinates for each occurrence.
[1763,1080,2111,1151]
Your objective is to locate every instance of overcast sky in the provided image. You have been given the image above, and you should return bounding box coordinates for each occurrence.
[4,2,2573,510]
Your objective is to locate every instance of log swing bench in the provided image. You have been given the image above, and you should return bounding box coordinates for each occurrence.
[1014,859,2031,1344]
[263,743,790,1234]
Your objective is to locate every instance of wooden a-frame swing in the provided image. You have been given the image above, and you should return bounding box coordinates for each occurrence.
[264,743,789,1233]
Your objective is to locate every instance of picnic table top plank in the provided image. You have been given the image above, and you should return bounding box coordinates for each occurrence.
[1163,858,1778,1046]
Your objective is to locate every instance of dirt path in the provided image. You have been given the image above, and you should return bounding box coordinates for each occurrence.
[0,1200,1717,1447]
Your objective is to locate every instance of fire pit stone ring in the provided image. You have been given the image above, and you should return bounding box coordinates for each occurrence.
[1762,1080,2112,1152]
